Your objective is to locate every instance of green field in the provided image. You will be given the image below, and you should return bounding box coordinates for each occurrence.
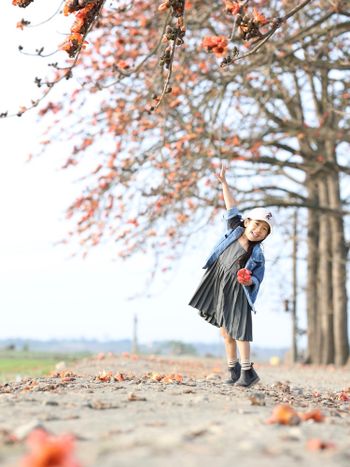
[0,350,89,383]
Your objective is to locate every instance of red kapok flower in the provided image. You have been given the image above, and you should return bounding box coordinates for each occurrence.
[63,0,84,16]
[337,391,350,401]
[299,408,325,422]
[306,438,336,451]
[252,8,269,25]
[237,268,252,283]
[60,33,88,57]
[266,404,301,426]
[224,0,240,15]
[202,36,228,57]
[16,19,30,29]
[12,0,34,7]
[20,429,81,467]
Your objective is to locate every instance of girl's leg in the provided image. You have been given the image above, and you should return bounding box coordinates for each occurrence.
[236,340,251,369]
[235,340,260,387]
[220,327,241,384]
[220,327,238,365]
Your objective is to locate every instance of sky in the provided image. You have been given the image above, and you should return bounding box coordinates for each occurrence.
[0,1,294,348]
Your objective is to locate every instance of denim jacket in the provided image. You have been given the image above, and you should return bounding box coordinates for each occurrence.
[202,207,265,313]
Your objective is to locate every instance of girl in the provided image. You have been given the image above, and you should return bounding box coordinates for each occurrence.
[189,164,273,388]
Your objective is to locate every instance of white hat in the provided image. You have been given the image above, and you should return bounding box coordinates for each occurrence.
[245,207,274,232]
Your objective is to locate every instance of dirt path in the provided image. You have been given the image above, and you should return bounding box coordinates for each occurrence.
[0,354,349,466]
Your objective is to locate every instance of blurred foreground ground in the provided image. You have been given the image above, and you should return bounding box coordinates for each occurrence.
[0,353,349,466]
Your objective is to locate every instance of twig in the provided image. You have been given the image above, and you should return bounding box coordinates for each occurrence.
[153,33,178,111]
[3,0,107,118]
[223,0,315,66]
[102,11,172,87]
[26,0,65,28]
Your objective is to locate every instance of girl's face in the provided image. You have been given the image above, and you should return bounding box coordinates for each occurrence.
[243,219,270,242]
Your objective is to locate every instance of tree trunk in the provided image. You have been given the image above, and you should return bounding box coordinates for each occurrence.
[321,132,348,365]
[291,210,298,363]
[328,173,349,365]
[317,174,334,364]
[305,176,320,363]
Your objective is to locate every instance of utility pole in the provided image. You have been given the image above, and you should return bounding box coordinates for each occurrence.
[291,210,298,363]
[131,313,139,354]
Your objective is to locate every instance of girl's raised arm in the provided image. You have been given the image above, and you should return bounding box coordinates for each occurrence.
[217,163,236,210]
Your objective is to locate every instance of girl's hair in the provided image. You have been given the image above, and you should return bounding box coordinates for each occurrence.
[227,215,261,268]
[227,214,243,231]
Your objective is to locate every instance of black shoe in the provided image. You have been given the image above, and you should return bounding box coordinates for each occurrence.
[224,362,241,384]
[234,363,260,388]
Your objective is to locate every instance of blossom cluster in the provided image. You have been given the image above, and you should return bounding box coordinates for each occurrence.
[60,0,104,57]
[12,0,34,7]
[202,35,228,57]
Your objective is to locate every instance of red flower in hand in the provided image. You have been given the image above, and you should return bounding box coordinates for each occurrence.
[237,268,252,285]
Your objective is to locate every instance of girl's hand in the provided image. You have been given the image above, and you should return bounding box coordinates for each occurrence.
[216,162,227,184]
[237,268,253,286]
[238,277,253,286]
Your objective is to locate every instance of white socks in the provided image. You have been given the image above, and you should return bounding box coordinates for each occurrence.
[228,359,251,370]
[241,360,251,370]
[227,358,238,368]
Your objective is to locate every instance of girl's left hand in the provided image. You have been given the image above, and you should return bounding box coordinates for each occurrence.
[216,162,227,184]
[238,277,253,286]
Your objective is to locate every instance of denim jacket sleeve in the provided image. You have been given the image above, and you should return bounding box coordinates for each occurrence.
[223,207,241,231]
[202,208,243,270]
[245,257,265,304]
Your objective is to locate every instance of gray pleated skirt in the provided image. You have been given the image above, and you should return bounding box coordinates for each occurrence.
[189,240,253,341]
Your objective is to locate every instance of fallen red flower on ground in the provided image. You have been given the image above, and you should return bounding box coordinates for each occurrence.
[299,408,325,422]
[20,428,81,467]
[306,438,336,451]
[266,404,301,425]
